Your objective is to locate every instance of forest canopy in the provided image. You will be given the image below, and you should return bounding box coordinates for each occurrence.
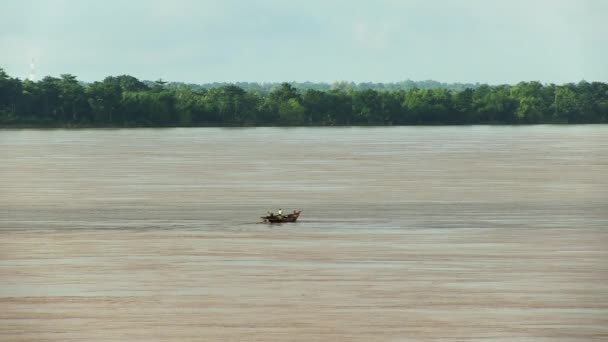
[1,68,607,127]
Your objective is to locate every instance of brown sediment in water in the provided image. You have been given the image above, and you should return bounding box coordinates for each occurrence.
[1,126,607,340]
[1,228,607,341]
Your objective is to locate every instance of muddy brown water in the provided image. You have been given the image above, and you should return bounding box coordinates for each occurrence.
[1,126,607,341]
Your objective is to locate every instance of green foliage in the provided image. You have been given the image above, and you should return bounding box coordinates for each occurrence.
[0,68,22,122]
[86,81,121,124]
[278,98,306,125]
[0,67,606,127]
[104,75,149,92]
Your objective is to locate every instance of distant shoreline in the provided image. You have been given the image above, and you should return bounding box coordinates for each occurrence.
[4,123,604,130]
[9,121,597,128]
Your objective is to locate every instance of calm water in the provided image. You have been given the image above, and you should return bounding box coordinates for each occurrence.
[1,126,606,231]
[1,126,607,341]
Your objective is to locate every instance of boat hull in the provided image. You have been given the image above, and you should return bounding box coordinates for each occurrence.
[261,211,301,223]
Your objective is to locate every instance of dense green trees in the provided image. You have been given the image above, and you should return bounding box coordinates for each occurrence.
[0,67,606,127]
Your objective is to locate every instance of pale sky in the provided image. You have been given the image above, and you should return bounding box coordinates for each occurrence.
[1,0,607,84]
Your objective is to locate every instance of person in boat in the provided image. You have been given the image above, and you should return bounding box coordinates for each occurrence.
[268,211,274,217]
[278,209,283,217]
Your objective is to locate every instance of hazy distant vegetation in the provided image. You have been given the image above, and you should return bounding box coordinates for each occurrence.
[155,80,481,93]
[1,68,607,127]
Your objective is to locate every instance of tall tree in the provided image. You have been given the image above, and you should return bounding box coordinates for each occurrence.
[0,68,21,119]
[58,74,88,122]
[86,81,122,124]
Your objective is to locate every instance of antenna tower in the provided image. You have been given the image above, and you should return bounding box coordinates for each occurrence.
[28,59,36,81]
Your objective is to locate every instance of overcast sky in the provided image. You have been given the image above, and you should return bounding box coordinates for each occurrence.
[1,0,607,84]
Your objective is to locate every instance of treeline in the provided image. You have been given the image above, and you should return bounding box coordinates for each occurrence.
[1,68,607,127]
[159,79,481,93]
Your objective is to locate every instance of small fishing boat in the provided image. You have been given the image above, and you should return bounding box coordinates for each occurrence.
[261,210,301,223]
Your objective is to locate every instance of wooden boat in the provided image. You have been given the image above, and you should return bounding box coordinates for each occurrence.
[261,211,301,223]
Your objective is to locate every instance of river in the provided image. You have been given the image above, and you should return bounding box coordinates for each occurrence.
[1,126,607,341]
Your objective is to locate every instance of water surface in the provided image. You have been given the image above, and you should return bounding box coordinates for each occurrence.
[1,126,607,341]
